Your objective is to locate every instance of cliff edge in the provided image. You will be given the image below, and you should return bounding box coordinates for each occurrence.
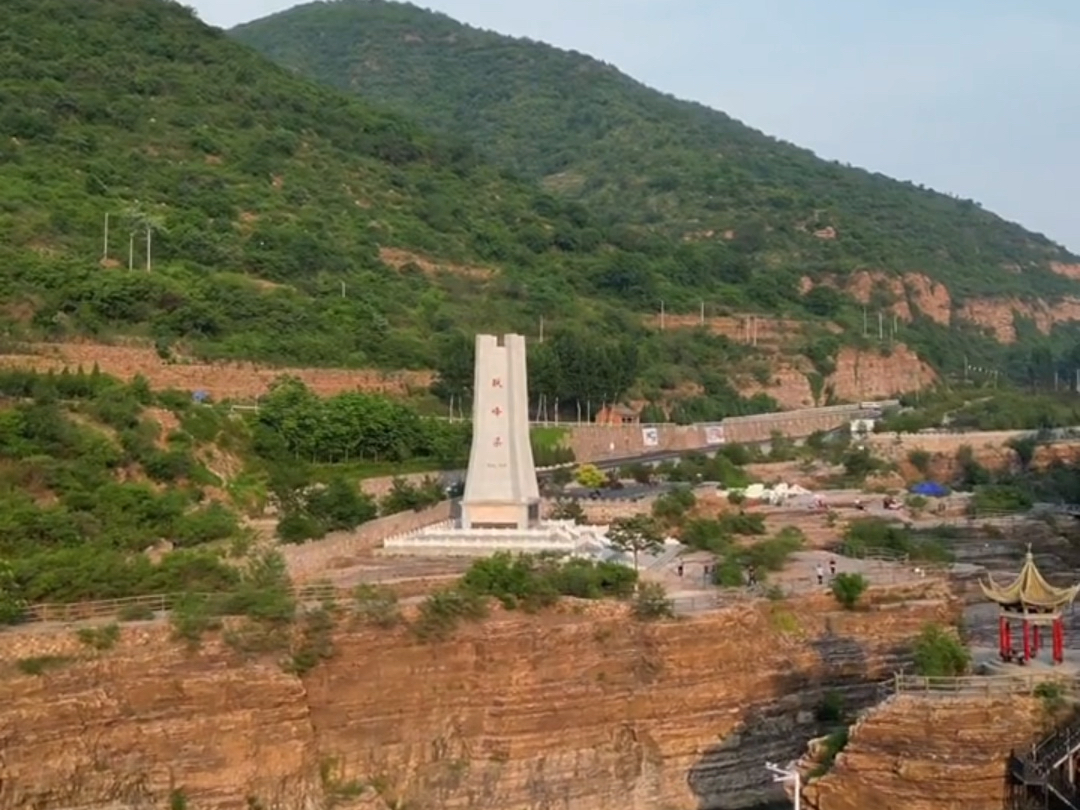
[802,693,1046,810]
[0,586,952,810]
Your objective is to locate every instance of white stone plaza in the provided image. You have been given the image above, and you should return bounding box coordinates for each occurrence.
[382,333,611,557]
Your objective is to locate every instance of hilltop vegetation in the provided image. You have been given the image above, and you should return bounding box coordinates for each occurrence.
[233,0,1079,305]
[0,0,838,415]
[0,367,470,610]
[5,0,1079,412]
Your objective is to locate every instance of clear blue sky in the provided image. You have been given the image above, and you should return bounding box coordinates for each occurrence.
[193,0,1080,252]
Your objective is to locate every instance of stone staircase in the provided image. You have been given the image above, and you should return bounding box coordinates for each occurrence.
[1010,712,1080,809]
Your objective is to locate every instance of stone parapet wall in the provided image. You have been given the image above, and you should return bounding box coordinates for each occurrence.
[281,501,452,581]
[563,404,878,462]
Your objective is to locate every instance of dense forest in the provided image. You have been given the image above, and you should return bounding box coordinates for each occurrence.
[232,0,1080,304]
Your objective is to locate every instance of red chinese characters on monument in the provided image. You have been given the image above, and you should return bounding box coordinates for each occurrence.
[493,436,503,447]
[491,378,503,388]
[491,406,503,416]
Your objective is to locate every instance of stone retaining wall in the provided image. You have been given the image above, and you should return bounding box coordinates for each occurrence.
[281,502,452,581]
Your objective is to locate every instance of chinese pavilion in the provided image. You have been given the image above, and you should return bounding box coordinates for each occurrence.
[981,546,1080,665]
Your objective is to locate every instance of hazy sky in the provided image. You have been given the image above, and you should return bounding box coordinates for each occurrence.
[193,0,1080,252]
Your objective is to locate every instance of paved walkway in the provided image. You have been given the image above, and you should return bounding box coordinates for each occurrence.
[648,546,939,614]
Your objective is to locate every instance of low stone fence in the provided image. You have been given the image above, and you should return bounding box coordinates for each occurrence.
[358,471,444,499]
[281,501,452,581]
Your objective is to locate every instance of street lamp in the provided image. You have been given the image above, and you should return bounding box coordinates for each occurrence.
[765,761,801,810]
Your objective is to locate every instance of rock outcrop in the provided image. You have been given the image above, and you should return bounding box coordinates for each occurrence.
[800,694,1046,810]
[958,296,1080,343]
[738,344,936,409]
[0,587,953,810]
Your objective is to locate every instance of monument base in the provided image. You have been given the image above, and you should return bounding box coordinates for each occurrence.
[381,519,611,558]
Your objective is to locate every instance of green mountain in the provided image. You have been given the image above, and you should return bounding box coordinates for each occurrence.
[0,0,655,371]
[3,0,1077,415]
[232,0,1078,303]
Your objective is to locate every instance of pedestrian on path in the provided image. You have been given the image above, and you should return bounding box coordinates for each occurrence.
[677,562,684,577]
[815,563,825,587]
[829,557,837,578]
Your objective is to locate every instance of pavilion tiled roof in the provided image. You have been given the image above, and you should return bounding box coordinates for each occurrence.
[980,546,1080,611]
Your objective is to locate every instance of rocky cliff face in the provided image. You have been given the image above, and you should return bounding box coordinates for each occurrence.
[0,587,953,810]
[800,694,1046,810]
[738,344,936,409]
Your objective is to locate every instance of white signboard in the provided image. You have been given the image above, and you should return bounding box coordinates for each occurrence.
[641,427,660,448]
[705,425,725,445]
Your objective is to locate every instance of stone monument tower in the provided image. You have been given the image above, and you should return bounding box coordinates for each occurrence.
[461,333,541,530]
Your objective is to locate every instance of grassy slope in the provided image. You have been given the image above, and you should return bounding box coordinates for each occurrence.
[232,0,1079,303]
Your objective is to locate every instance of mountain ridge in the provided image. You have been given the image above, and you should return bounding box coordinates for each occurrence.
[231,0,1078,306]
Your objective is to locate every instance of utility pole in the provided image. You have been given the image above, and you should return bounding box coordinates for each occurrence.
[659,300,665,331]
[539,315,545,343]
[128,232,134,270]
[102,213,109,262]
[877,311,883,341]
[340,281,346,298]
[700,300,705,325]
[145,226,152,271]
[862,307,868,337]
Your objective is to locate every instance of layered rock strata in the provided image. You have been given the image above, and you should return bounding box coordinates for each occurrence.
[800,693,1046,810]
[0,585,953,810]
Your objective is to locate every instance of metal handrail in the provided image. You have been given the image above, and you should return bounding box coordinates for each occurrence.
[19,582,345,624]
[887,672,1080,697]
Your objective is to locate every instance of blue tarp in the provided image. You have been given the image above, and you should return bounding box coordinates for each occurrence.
[910,481,948,497]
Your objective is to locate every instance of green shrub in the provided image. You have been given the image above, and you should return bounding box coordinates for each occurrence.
[680,519,732,553]
[912,623,971,676]
[809,728,850,778]
[353,584,401,628]
[742,528,804,572]
[170,593,222,645]
[118,603,156,621]
[830,573,868,610]
[815,690,846,723]
[651,487,696,525]
[461,552,637,607]
[712,557,746,587]
[631,582,675,621]
[1034,681,1068,715]
[843,517,954,563]
[16,655,74,675]
[907,449,932,475]
[460,552,558,610]
[411,588,488,641]
[971,484,1032,514]
[0,559,27,625]
[76,622,121,650]
[286,607,336,675]
[716,511,766,536]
